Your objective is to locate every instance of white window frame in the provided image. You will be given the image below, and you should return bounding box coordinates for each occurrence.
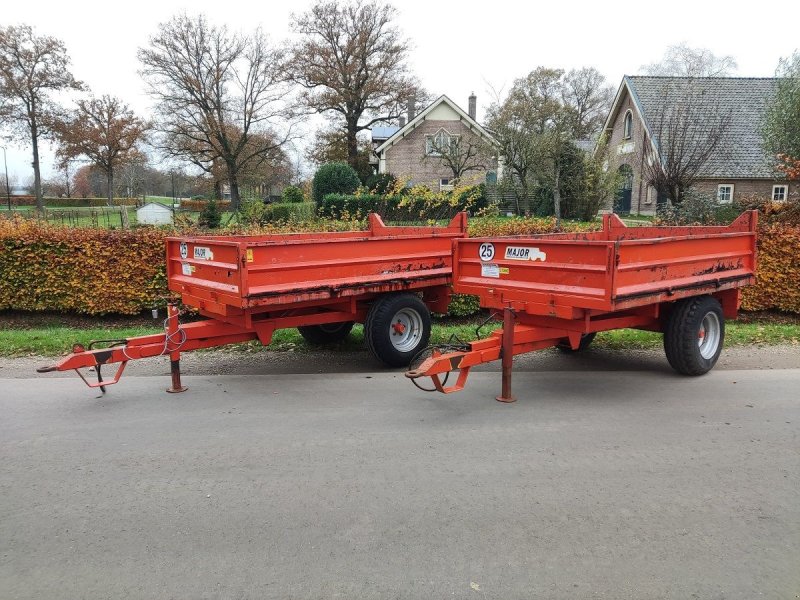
[623,110,633,140]
[772,184,788,202]
[439,178,454,191]
[645,186,655,204]
[717,184,734,204]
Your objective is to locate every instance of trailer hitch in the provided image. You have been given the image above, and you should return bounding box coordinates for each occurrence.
[405,310,569,402]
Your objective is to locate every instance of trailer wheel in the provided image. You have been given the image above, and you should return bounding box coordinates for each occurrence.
[556,332,596,353]
[663,296,725,376]
[365,294,431,367]
[297,321,354,345]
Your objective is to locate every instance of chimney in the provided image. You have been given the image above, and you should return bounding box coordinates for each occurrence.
[468,92,477,120]
[408,98,416,122]
[399,115,406,127]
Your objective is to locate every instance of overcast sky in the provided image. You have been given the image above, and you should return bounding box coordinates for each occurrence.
[2,0,798,183]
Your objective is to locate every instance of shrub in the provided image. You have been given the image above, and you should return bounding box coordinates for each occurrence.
[0,217,167,315]
[319,194,387,219]
[180,199,232,211]
[655,190,742,225]
[312,162,361,204]
[281,185,305,203]
[446,294,481,317]
[236,199,268,226]
[197,199,222,229]
[263,202,316,223]
[365,173,397,195]
[741,223,800,313]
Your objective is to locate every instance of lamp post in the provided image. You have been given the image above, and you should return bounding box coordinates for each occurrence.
[1,146,9,211]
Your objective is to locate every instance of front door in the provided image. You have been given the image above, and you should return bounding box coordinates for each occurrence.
[615,165,633,214]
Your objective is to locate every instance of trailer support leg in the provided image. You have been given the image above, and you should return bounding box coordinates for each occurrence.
[165,304,188,394]
[496,307,516,403]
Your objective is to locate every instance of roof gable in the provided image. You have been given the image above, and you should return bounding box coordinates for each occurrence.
[375,95,498,153]
[607,76,781,179]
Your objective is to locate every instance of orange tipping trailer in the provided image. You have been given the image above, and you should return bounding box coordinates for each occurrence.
[38,213,467,392]
[405,211,759,402]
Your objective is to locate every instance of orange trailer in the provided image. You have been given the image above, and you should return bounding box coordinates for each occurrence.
[38,213,467,392]
[405,211,758,402]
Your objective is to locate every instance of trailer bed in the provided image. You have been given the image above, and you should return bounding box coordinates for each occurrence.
[453,212,757,318]
[167,213,467,317]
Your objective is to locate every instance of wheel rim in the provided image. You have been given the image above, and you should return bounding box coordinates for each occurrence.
[698,311,721,359]
[389,308,423,352]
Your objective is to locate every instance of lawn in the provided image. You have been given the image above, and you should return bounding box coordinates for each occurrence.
[1,317,797,357]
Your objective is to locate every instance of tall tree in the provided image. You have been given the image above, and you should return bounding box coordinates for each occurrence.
[305,125,374,183]
[486,67,576,223]
[53,95,149,208]
[138,14,291,210]
[641,43,738,77]
[561,67,614,139]
[0,24,82,210]
[287,0,424,167]
[763,52,800,163]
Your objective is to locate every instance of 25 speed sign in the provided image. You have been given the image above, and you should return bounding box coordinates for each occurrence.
[478,242,495,261]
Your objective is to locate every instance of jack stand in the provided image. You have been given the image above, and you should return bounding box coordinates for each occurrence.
[166,358,188,393]
[165,304,188,393]
[496,307,516,403]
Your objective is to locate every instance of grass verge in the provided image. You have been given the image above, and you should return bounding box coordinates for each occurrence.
[0,318,797,358]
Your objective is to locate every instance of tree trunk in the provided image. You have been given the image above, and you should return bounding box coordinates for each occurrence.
[107,169,114,207]
[553,164,562,229]
[346,120,359,167]
[227,163,241,211]
[30,119,44,212]
[213,180,223,201]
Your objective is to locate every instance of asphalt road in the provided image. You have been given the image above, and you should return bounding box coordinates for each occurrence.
[1,366,799,599]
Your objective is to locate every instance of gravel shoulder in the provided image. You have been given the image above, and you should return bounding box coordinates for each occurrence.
[4,342,797,381]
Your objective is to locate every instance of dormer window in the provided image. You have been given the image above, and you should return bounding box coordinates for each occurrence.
[426,129,458,156]
[623,110,633,140]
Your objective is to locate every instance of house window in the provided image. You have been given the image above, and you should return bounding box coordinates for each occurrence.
[772,185,788,202]
[426,129,458,156]
[623,111,633,140]
[439,178,453,191]
[645,186,656,204]
[717,184,734,203]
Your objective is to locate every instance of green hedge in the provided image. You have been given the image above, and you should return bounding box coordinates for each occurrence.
[11,196,139,207]
[263,202,316,222]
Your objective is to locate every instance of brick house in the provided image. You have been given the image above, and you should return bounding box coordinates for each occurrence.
[602,76,794,215]
[372,95,500,190]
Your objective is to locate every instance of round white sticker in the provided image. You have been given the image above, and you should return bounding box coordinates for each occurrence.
[479,242,495,262]
[179,242,188,259]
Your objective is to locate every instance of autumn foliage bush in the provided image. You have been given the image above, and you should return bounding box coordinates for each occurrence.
[0,217,168,315]
[0,213,798,317]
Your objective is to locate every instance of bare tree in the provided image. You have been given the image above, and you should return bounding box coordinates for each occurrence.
[53,95,149,210]
[641,80,733,204]
[138,14,292,210]
[641,43,738,77]
[287,0,425,167]
[0,24,82,210]
[424,131,491,183]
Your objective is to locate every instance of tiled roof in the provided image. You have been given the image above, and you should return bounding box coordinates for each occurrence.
[627,76,780,179]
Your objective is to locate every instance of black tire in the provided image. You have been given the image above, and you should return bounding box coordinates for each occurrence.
[297,321,354,345]
[365,293,431,367]
[663,296,725,376]
[557,332,597,353]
